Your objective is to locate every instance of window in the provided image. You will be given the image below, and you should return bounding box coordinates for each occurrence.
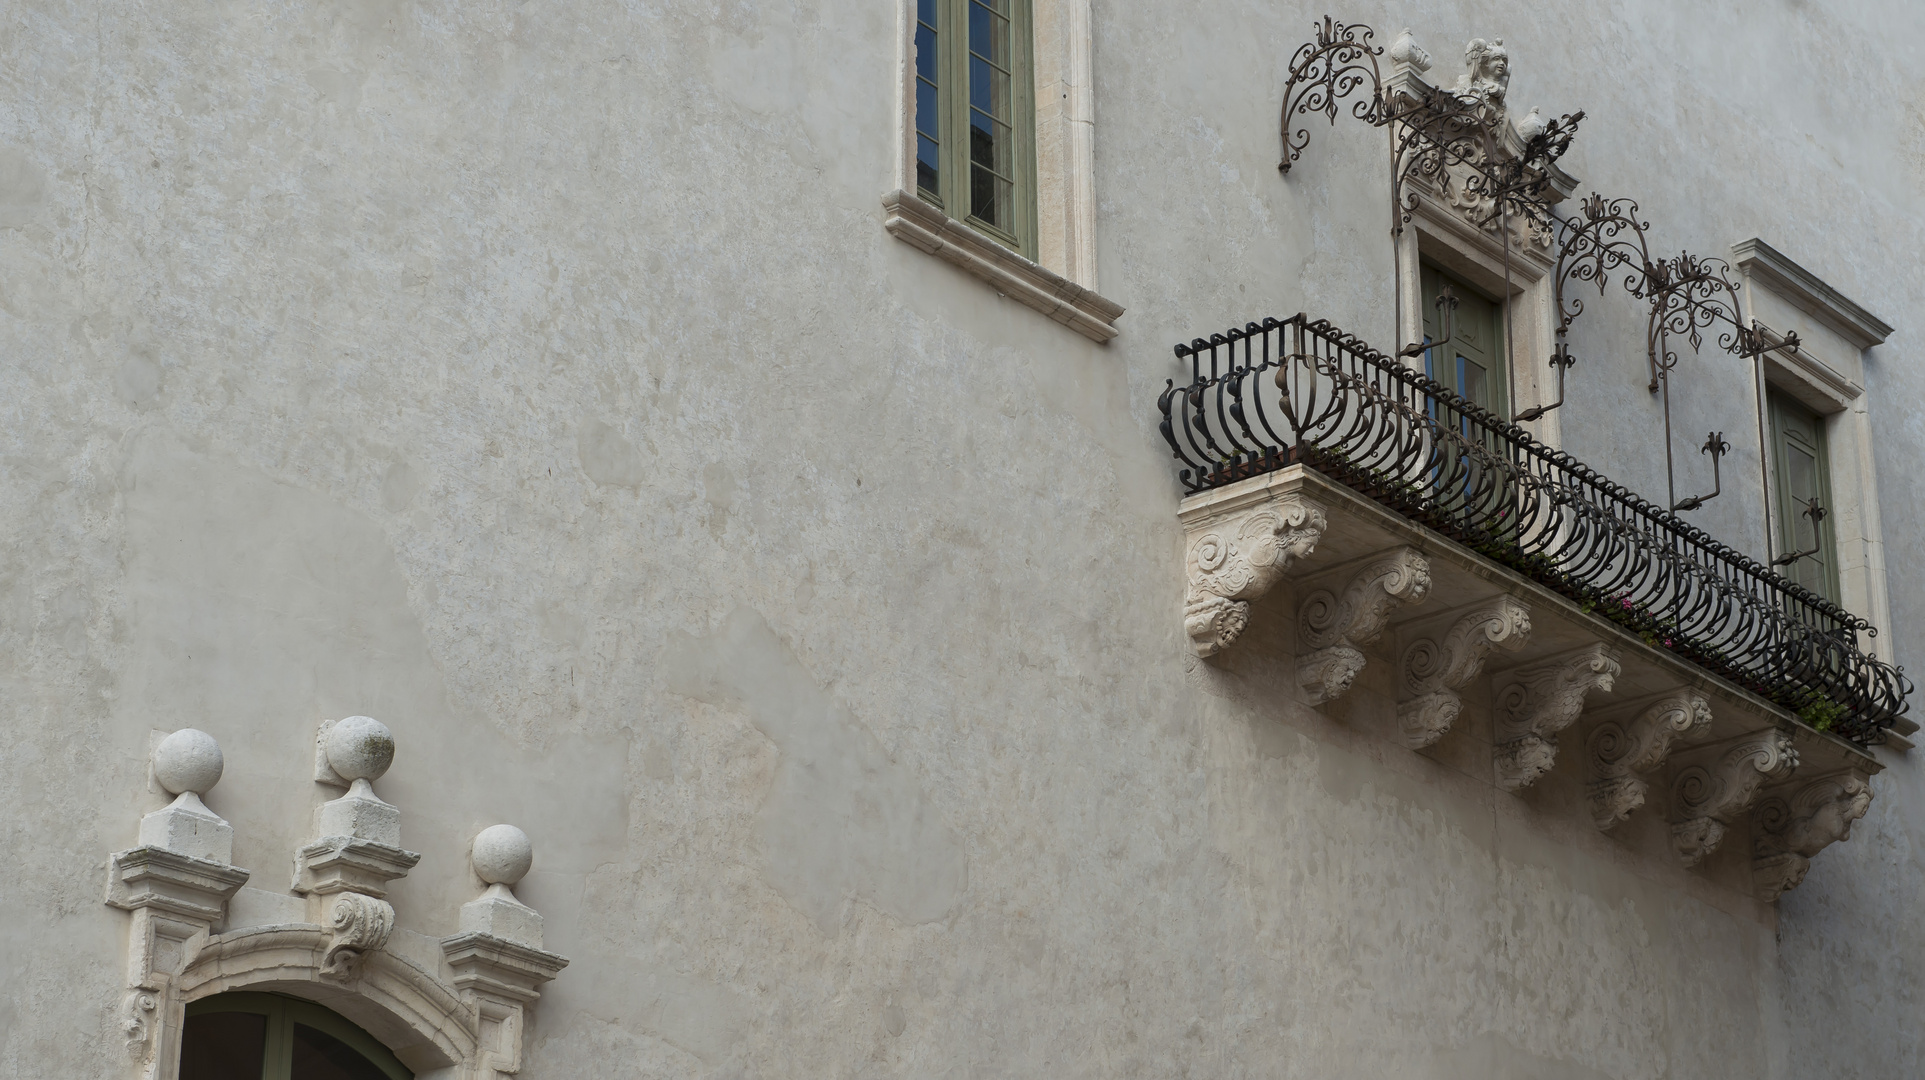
[180,993,411,1080]
[913,0,1038,258]
[1767,388,1840,602]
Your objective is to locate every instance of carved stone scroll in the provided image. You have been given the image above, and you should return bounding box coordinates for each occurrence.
[1296,547,1432,704]
[1752,770,1874,902]
[1492,643,1621,791]
[1585,690,1712,830]
[321,892,397,978]
[1669,729,1799,867]
[1183,495,1328,657]
[1397,596,1532,748]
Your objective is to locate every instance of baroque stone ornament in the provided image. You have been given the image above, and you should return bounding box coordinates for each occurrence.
[1752,770,1875,902]
[1585,691,1712,831]
[1297,547,1431,704]
[321,892,397,978]
[293,717,420,979]
[1184,495,1328,657]
[105,730,251,1078]
[1491,643,1621,791]
[442,824,571,1080]
[1669,729,1800,867]
[1397,596,1532,748]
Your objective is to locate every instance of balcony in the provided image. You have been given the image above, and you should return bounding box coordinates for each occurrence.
[1160,314,1910,901]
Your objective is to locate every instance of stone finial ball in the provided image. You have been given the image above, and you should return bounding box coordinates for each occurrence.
[324,716,395,782]
[471,824,534,886]
[154,728,224,796]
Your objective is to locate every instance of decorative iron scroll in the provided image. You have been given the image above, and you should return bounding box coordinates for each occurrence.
[1157,314,1910,743]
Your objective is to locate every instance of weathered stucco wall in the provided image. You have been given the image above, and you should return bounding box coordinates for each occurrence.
[3,0,1923,1076]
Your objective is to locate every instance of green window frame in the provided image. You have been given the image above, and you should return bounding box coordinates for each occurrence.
[1767,388,1840,602]
[180,992,413,1080]
[913,0,1039,258]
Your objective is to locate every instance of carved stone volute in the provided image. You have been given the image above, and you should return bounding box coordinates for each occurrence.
[1184,495,1328,657]
[1397,596,1532,749]
[1752,770,1875,902]
[1669,729,1799,867]
[1586,690,1712,831]
[1297,547,1431,705]
[1492,643,1621,791]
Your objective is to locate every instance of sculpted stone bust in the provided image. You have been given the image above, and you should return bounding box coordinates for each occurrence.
[1456,37,1511,116]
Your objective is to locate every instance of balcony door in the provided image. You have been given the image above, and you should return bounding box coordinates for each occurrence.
[1420,262,1508,419]
[1419,262,1513,533]
[1767,389,1839,602]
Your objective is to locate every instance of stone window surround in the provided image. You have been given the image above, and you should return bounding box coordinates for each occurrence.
[884,0,1125,342]
[1734,238,1902,744]
[1394,191,1567,448]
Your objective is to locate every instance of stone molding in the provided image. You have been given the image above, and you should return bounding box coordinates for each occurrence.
[1491,643,1621,791]
[1296,547,1432,704]
[1585,690,1713,831]
[1397,596,1533,749]
[1171,465,1884,900]
[1732,237,1891,350]
[1181,492,1329,658]
[1752,768,1875,902]
[1669,729,1800,867]
[175,925,474,1075]
[882,189,1125,342]
[104,723,569,1079]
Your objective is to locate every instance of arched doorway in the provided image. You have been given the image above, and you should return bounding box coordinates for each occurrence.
[180,992,413,1080]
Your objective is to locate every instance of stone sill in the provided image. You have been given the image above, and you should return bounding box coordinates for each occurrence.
[882,189,1124,342]
[1181,464,1880,904]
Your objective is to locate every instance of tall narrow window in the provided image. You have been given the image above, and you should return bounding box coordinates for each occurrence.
[1767,389,1840,601]
[912,0,1037,257]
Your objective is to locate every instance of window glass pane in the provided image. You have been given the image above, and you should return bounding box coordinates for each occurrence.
[914,24,937,86]
[969,0,1010,68]
[917,134,940,195]
[291,1023,397,1080]
[179,1011,268,1080]
[1460,357,1488,410]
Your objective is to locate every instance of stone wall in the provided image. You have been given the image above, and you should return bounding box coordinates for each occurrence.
[3,0,1922,1076]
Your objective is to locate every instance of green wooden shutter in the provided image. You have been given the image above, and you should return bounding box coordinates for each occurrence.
[1767,389,1840,601]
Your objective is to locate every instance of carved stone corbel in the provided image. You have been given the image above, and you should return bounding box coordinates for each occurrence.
[1183,495,1328,657]
[1397,596,1532,748]
[1585,690,1712,830]
[1296,547,1431,704]
[441,825,570,1080]
[1492,643,1621,791]
[1752,769,1874,902]
[1668,729,1799,867]
[105,730,251,1079]
[293,717,419,980]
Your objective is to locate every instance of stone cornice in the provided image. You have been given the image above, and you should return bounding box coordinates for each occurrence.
[1733,237,1892,350]
[882,189,1125,342]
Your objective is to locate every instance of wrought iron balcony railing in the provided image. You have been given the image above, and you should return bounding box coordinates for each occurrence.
[1158,313,1911,744]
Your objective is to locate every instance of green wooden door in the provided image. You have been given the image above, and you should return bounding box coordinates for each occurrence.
[1767,389,1839,601]
[1420,262,1507,419]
